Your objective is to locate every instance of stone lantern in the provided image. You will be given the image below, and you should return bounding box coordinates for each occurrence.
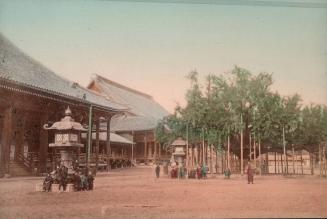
[44,106,86,174]
[170,137,186,165]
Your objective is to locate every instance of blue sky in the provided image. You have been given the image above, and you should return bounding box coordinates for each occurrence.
[0,0,326,112]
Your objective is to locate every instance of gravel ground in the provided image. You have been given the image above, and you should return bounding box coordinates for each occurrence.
[0,166,326,219]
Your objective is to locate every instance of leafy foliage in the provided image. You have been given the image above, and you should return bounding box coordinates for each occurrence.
[156,66,327,157]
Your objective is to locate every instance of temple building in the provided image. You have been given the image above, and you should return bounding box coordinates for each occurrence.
[87,74,171,164]
[0,34,133,176]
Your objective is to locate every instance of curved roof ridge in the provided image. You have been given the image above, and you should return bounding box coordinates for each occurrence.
[94,74,153,100]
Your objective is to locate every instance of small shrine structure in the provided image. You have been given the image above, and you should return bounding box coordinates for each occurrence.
[44,107,86,175]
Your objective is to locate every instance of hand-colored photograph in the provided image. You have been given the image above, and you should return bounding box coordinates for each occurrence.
[0,0,326,218]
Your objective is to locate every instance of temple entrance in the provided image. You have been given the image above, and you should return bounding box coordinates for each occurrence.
[9,144,15,161]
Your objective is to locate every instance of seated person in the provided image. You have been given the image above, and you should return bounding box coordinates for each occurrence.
[43,173,53,192]
[73,172,81,191]
[80,173,88,191]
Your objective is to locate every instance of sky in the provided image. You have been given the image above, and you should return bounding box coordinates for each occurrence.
[0,0,326,113]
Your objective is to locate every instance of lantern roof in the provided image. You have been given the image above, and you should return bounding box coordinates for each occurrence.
[171,137,187,146]
[44,106,87,131]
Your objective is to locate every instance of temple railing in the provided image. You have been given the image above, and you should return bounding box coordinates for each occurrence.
[78,153,131,163]
[17,152,38,171]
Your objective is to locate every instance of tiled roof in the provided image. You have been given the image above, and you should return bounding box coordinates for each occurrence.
[109,116,159,132]
[81,132,134,145]
[89,74,170,131]
[0,33,127,112]
[91,74,169,119]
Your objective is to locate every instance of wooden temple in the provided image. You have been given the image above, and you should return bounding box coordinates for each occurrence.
[0,34,135,177]
[87,74,171,164]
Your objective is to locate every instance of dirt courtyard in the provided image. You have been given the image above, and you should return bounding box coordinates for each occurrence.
[0,166,326,219]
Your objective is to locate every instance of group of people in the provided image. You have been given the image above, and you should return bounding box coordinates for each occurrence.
[42,165,95,192]
[154,161,255,184]
[196,165,208,179]
[43,165,68,192]
[170,162,187,179]
[72,171,94,191]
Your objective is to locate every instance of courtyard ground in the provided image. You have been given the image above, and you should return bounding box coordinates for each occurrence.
[0,166,326,219]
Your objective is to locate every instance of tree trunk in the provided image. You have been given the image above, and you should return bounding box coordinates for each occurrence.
[191,145,194,168]
[292,146,295,175]
[285,154,288,174]
[319,145,322,176]
[222,151,225,173]
[216,147,219,174]
[310,153,314,175]
[209,144,213,175]
[227,135,230,169]
[253,137,256,168]
[281,153,283,174]
[274,152,277,174]
[259,139,261,176]
[300,150,303,175]
[249,133,252,161]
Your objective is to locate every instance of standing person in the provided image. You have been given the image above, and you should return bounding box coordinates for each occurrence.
[215,164,219,174]
[60,165,68,191]
[246,162,254,184]
[87,171,95,190]
[179,165,184,179]
[183,165,187,179]
[155,164,160,178]
[224,168,231,179]
[196,165,202,179]
[201,164,207,179]
[57,166,63,191]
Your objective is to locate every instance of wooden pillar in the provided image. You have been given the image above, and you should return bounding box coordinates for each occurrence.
[0,106,13,176]
[158,142,161,159]
[154,142,157,162]
[106,116,111,171]
[148,142,153,159]
[144,132,147,160]
[131,131,134,162]
[86,105,93,173]
[14,111,24,161]
[95,119,100,172]
[38,113,49,174]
